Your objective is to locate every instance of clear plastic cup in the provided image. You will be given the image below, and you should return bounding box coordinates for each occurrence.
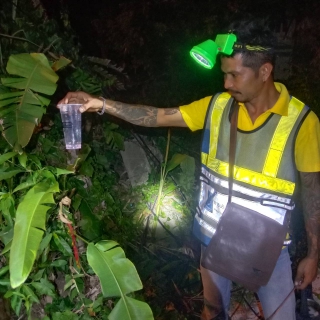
[58,104,82,150]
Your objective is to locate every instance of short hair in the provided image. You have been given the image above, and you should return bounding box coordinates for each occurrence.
[223,19,277,72]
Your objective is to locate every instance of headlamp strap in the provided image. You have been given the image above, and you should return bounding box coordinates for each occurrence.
[233,42,274,52]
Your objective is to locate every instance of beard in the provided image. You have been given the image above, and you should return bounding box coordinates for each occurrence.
[228,90,243,101]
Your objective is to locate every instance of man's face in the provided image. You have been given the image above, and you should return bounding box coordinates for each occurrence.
[220,53,264,103]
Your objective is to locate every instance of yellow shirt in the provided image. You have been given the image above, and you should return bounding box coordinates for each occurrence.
[179,83,320,172]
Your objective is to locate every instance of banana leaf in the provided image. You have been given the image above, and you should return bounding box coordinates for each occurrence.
[87,241,154,320]
[109,296,154,320]
[9,179,59,288]
[51,56,72,72]
[0,53,59,149]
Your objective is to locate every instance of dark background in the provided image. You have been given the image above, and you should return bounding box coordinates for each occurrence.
[39,0,320,115]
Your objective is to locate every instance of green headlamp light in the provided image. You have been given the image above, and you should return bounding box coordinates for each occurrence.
[190,33,237,69]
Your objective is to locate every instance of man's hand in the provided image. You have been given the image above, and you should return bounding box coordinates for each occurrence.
[297,171,320,290]
[295,256,318,290]
[58,91,104,113]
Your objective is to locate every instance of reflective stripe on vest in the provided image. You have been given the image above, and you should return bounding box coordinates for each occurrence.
[263,97,305,178]
[202,94,306,196]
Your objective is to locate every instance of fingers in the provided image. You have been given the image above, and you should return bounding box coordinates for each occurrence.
[58,92,78,105]
[78,98,103,113]
[295,258,318,290]
[57,91,92,105]
[295,276,310,290]
[295,275,306,290]
[295,268,304,289]
[57,92,103,113]
[79,102,91,113]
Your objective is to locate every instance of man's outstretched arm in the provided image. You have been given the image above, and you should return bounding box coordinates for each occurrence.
[295,171,320,289]
[58,91,187,128]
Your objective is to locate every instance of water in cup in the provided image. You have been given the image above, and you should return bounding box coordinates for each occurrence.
[58,104,82,149]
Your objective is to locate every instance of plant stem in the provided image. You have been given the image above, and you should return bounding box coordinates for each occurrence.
[0,33,40,48]
[74,233,89,245]
[152,129,171,237]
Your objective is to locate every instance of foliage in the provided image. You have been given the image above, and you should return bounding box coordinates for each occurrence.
[0,5,154,315]
[0,53,61,150]
[0,0,127,101]
[10,176,59,288]
[87,241,153,320]
[0,54,153,320]
[152,129,194,237]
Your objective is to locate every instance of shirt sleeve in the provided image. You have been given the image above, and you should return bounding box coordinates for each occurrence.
[179,96,212,131]
[295,111,320,172]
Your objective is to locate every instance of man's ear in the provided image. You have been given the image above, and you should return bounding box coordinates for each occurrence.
[260,62,273,82]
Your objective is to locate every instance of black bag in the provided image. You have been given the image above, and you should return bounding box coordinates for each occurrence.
[201,100,290,291]
[201,202,290,291]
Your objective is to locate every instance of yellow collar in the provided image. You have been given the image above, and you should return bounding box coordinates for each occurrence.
[238,82,290,117]
[269,82,290,116]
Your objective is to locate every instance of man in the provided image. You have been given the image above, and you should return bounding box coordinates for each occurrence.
[59,20,320,319]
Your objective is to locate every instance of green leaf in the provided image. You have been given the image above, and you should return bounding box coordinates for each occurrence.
[17,153,28,168]
[30,269,45,281]
[0,279,10,286]
[12,180,36,193]
[180,156,195,175]
[0,152,17,165]
[37,233,52,259]
[79,161,94,177]
[0,53,59,148]
[9,180,59,288]
[1,240,12,254]
[28,154,42,168]
[50,259,68,268]
[0,168,24,180]
[87,241,143,297]
[4,53,58,94]
[163,182,177,196]
[0,225,14,246]
[71,194,82,211]
[56,168,74,176]
[31,278,56,298]
[64,277,74,291]
[165,153,188,173]
[22,284,40,304]
[52,311,79,320]
[51,56,72,72]
[39,136,54,153]
[0,194,15,226]
[113,132,124,150]
[10,290,22,316]
[78,201,102,240]
[0,266,9,277]
[52,233,73,256]
[109,296,153,320]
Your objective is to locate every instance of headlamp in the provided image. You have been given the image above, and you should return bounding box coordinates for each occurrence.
[190,33,237,69]
[190,33,273,69]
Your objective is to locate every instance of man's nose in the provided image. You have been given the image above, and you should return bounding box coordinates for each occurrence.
[224,77,233,90]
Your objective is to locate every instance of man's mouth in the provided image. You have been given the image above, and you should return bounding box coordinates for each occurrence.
[228,90,241,96]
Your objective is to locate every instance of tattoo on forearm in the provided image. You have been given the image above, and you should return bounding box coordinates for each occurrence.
[164,109,179,115]
[106,101,158,127]
[300,172,320,258]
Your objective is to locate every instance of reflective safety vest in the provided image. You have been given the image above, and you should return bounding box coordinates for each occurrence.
[193,92,310,245]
